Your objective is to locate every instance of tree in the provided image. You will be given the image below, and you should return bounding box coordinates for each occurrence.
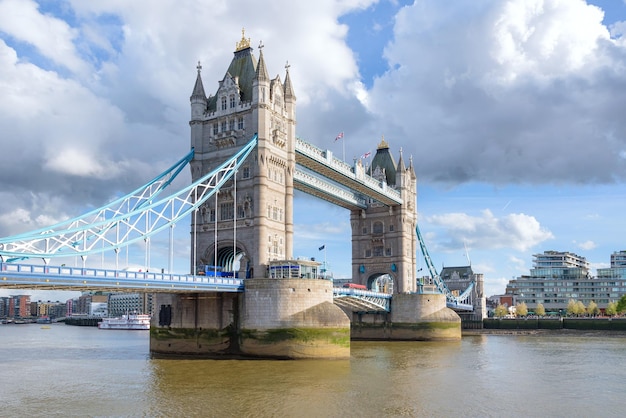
[566,299,577,316]
[587,301,600,317]
[575,301,586,316]
[515,302,528,317]
[535,303,546,317]
[606,301,618,317]
[495,304,508,318]
[616,295,626,314]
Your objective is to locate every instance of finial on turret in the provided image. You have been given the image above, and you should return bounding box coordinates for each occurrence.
[285,60,290,71]
[235,28,251,51]
[377,135,389,149]
[259,40,264,50]
[196,61,202,73]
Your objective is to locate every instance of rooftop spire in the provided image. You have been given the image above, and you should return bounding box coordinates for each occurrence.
[190,60,206,100]
[235,27,251,51]
[255,41,269,82]
[377,135,389,149]
[284,60,295,99]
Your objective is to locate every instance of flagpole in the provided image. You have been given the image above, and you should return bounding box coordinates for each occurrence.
[324,246,327,278]
[342,136,345,161]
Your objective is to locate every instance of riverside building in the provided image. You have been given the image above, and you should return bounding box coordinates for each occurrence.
[504,250,626,312]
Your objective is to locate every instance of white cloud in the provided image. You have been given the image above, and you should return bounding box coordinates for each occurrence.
[360,0,626,185]
[427,209,554,252]
[576,240,597,251]
[0,0,88,74]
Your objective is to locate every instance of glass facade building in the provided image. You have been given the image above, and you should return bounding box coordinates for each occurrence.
[505,250,626,311]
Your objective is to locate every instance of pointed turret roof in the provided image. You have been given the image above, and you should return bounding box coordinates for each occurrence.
[190,61,206,100]
[397,148,406,171]
[255,45,269,82]
[368,136,397,186]
[284,61,295,100]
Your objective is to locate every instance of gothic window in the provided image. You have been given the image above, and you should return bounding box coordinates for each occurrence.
[389,224,394,232]
[212,123,218,135]
[221,121,227,132]
[229,119,235,131]
[238,117,244,130]
[362,227,367,234]
[373,246,384,257]
[242,166,250,179]
[229,94,236,108]
[386,248,392,256]
[365,249,372,257]
[209,208,215,222]
[221,97,227,110]
[220,203,233,220]
[373,222,384,234]
[237,204,244,219]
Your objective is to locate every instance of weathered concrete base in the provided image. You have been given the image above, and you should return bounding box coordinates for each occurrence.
[150,292,239,358]
[350,293,461,341]
[240,279,351,359]
[150,279,351,359]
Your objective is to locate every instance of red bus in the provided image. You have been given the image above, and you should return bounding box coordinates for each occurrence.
[343,283,367,290]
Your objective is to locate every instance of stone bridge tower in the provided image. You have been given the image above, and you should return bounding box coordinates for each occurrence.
[350,137,418,294]
[189,31,296,278]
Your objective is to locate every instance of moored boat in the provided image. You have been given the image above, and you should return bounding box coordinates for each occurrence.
[98,313,151,330]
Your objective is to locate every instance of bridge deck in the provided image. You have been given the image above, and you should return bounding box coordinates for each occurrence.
[0,263,243,293]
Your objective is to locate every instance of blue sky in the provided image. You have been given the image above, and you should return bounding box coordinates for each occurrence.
[1,0,626,301]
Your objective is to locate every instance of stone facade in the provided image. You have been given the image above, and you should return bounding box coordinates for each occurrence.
[189,33,296,278]
[351,140,418,294]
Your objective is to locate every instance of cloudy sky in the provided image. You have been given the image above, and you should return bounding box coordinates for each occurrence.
[1,0,626,301]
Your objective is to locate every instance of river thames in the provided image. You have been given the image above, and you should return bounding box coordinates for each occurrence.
[1,324,625,417]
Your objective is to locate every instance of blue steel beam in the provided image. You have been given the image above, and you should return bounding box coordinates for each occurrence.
[0,135,258,261]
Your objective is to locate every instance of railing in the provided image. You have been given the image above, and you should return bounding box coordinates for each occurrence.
[293,168,367,208]
[0,262,244,291]
[295,137,402,203]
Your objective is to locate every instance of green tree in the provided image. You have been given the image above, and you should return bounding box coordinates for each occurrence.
[515,302,528,317]
[616,295,626,314]
[575,300,586,316]
[606,301,618,317]
[535,303,546,317]
[494,304,508,318]
[587,301,600,317]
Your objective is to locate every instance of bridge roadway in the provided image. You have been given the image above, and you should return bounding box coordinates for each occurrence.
[294,137,402,209]
[0,262,393,311]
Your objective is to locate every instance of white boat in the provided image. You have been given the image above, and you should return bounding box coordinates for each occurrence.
[98,313,151,330]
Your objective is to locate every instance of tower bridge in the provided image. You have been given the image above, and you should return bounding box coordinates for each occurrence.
[0,32,482,359]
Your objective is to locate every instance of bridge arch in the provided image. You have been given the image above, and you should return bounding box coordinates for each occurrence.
[367,273,395,294]
[201,241,250,278]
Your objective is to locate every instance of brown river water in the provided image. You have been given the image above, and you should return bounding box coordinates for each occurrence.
[1,324,625,417]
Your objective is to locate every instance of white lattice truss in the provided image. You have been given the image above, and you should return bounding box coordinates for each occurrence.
[0,135,258,262]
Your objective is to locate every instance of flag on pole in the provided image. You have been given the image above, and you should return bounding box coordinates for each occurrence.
[318,245,325,251]
[361,151,371,159]
[334,132,344,142]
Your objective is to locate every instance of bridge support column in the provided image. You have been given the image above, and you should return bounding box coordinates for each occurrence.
[350,294,461,341]
[240,279,351,359]
[150,279,351,359]
[150,292,240,358]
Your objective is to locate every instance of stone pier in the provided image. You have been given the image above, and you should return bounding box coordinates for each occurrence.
[150,278,351,359]
[349,293,461,341]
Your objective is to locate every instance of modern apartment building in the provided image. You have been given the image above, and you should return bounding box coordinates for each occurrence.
[504,250,626,312]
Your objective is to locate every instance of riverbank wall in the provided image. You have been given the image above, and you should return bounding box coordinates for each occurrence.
[484,318,626,331]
